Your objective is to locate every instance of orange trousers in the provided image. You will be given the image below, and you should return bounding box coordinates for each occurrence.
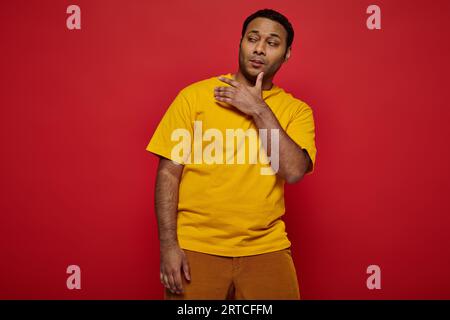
[164,247,301,300]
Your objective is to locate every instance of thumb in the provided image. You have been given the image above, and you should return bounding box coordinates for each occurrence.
[182,257,191,281]
[255,72,264,90]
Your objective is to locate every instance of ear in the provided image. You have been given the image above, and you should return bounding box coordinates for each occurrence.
[284,47,291,62]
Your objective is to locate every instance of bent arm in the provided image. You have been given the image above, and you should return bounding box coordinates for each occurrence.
[252,105,311,184]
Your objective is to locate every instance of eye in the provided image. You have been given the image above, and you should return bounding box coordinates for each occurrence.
[248,37,257,42]
[268,42,278,46]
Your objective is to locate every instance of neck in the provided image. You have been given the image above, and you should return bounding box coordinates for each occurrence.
[233,69,274,91]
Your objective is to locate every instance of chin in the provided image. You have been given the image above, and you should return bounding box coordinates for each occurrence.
[244,67,259,79]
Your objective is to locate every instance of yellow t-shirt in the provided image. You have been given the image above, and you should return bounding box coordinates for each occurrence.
[146,73,317,257]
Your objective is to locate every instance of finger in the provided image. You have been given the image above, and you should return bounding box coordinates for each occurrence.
[215,90,233,99]
[214,86,235,93]
[168,274,176,293]
[182,258,191,281]
[215,96,232,104]
[172,270,184,294]
[218,76,240,88]
[163,274,170,289]
[160,272,164,283]
[255,72,264,90]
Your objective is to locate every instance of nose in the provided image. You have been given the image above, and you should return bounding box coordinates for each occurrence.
[254,41,266,56]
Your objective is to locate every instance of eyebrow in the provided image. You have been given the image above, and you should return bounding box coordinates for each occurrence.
[247,30,281,40]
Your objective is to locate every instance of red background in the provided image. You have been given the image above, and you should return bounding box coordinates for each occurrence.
[1,0,450,299]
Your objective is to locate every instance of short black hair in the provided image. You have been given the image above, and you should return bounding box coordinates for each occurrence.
[241,9,294,52]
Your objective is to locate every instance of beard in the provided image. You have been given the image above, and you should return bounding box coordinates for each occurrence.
[237,48,283,86]
[238,53,260,85]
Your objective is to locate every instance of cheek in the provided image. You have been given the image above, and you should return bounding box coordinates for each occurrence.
[265,57,279,68]
[265,58,284,73]
[240,42,254,55]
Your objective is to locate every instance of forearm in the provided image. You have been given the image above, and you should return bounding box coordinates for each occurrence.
[251,104,309,183]
[154,160,183,248]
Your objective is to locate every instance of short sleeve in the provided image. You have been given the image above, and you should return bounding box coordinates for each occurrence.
[145,90,194,164]
[285,103,317,175]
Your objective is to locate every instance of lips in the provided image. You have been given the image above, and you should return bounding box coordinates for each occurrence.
[249,58,265,65]
[249,59,265,69]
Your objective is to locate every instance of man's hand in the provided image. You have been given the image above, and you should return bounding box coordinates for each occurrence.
[215,72,267,117]
[160,243,191,295]
[214,74,310,183]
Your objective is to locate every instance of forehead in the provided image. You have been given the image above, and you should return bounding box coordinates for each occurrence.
[244,17,287,41]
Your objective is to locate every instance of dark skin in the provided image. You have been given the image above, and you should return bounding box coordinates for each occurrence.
[156,157,189,295]
[158,17,311,295]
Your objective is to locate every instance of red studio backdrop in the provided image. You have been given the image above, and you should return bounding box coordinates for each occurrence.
[1,0,450,300]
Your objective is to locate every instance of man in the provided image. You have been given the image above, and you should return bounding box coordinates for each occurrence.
[146,8,317,300]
